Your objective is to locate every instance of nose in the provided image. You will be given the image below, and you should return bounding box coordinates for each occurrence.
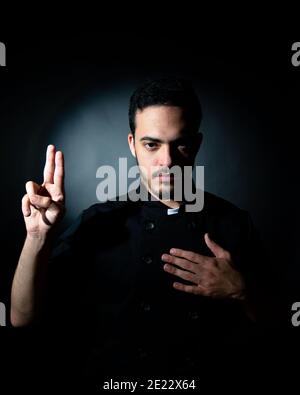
[158,145,173,168]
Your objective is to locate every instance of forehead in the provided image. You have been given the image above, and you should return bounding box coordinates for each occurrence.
[135,105,187,140]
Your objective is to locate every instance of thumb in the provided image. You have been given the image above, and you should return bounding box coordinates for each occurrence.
[204,233,229,258]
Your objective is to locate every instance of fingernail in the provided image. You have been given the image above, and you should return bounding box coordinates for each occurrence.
[170,248,176,254]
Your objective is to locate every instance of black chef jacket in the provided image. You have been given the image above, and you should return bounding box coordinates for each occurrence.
[43,188,265,380]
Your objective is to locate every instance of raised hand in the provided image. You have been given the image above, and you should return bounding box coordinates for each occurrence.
[22,145,65,238]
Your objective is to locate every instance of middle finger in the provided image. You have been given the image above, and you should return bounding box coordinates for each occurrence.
[161,254,197,273]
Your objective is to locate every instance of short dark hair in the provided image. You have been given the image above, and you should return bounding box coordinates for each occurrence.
[128,77,202,135]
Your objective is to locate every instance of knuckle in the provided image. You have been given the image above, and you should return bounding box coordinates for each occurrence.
[224,252,231,260]
[192,287,199,295]
[199,285,209,296]
[186,272,193,281]
[28,194,37,203]
[51,210,60,220]
[201,278,210,288]
[185,261,192,271]
[56,194,64,202]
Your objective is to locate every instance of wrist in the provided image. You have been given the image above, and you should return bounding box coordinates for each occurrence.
[25,232,52,252]
[230,273,246,301]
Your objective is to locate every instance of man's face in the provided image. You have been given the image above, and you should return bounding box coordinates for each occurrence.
[128,105,201,200]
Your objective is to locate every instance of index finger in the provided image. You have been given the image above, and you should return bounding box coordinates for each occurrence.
[169,248,207,264]
[54,150,64,190]
[43,145,55,184]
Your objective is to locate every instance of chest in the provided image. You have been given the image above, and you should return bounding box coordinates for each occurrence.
[86,211,212,308]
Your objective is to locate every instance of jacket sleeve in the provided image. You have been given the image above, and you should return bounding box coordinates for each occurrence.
[42,211,88,327]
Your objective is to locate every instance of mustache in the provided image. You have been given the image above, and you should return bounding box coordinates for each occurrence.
[152,168,173,177]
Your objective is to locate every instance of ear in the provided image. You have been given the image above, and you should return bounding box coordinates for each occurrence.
[128,133,136,158]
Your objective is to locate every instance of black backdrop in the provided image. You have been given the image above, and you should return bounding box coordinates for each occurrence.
[0,29,299,391]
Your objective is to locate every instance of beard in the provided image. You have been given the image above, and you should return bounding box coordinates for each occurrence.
[135,157,183,202]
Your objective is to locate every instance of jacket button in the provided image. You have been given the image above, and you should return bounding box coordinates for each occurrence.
[144,221,155,231]
[188,221,197,230]
[188,311,200,320]
[138,347,149,360]
[142,255,153,264]
[140,301,151,312]
[185,356,196,368]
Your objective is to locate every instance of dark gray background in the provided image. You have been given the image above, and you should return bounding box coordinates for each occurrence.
[0,26,299,391]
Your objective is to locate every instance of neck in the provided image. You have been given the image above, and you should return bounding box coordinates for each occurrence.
[147,188,182,209]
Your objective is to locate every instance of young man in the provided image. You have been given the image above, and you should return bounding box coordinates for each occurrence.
[11,78,265,381]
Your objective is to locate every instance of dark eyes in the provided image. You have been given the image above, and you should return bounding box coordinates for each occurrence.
[144,142,189,152]
[144,142,158,150]
[178,145,189,151]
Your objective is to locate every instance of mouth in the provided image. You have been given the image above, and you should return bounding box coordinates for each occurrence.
[158,173,173,177]
[157,174,175,182]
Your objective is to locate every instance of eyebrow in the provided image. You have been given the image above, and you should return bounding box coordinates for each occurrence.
[139,136,191,144]
[139,136,164,143]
